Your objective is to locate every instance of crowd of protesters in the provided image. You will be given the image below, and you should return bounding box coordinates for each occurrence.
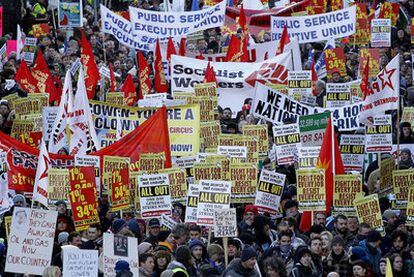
[0,0,413,276]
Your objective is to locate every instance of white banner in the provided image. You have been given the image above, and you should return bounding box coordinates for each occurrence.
[138,173,172,218]
[0,151,11,215]
[129,1,226,44]
[298,146,320,168]
[42,107,58,143]
[197,180,231,226]
[271,6,357,43]
[171,52,293,116]
[255,169,285,215]
[184,184,199,224]
[340,134,365,172]
[326,82,351,108]
[63,249,98,277]
[370,18,391,48]
[252,82,363,131]
[5,208,57,275]
[103,233,139,277]
[213,208,237,237]
[365,115,393,153]
[273,123,301,165]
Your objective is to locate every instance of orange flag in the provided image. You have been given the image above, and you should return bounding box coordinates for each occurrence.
[80,31,100,99]
[178,38,186,56]
[154,40,168,93]
[121,74,137,106]
[32,50,58,103]
[15,60,39,93]
[137,51,152,98]
[226,35,249,62]
[276,25,291,55]
[316,116,345,213]
[167,37,177,62]
[109,63,116,92]
[204,62,218,86]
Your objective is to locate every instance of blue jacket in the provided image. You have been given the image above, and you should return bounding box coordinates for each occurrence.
[359,240,382,275]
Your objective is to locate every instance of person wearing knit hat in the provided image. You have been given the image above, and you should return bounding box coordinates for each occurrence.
[138,242,153,255]
[238,205,258,237]
[153,247,173,276]
[290,246,313,276]
[58,232,69,246]
[399,148,414,169]
[111,219,127,234]
[323,236,349,276]
[357,230,382,275]
[12,194,26,207]
[228,238,242,263]
[222,246,260,277]
[188,239,208,274]
[114,260,130,273]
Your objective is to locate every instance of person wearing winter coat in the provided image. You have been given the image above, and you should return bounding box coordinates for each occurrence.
[289,246,318,277]
[222,246,261,277]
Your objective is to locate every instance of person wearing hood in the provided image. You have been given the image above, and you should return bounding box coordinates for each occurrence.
[253,214,278,254]
[223,246,261,277]
[153,245,173,277]
[399,148,413,169]
[189,239,208,275]
[228,238,243,263]
[290,246,318,277]
[166,245,197,277]
[399,122,414,144]
[358,230,382,275]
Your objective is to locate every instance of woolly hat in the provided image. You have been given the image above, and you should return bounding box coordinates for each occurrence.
[176,246,192,264]
[58,232,69,245]
[127,219,140,234]
[241,246,256,262]
[114,260,130,273]
[207,244,224,258]
[228,238,242,250]
[294,246,312,262]
[367,230,382,243]
[244,205,258,215]
[111,219,127,234]
[138,242,152,255]
[13,194,26,207]
[188,239,205,251]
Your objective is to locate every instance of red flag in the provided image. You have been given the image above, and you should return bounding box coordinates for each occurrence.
[316,116,345,213]
[264,52,268,60]
[109,63,116,92]
[167,37,177,62]
[360,56,371,100]
[311,61,318,96]
[226,35,249,62]
[299,211,312,233]
[154,40,168,93]
[137,51,152,98]
[239,4,247,34]
[121,74,137,106]
[178,38,186,56]
[80,31,100,99]
[195,51,204,60]
[204,62,218,86]
[15,60,39,93]
[32,50,59,103]
[276,25,291,55]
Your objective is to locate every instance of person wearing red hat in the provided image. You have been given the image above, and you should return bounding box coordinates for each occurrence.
[238,205,258,238]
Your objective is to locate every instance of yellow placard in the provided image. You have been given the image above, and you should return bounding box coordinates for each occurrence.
[297,169,325,211]
[106,92,125,106]
[333,174,363,215]
[380,158,395,195]
[242,124,269,155]
[194,82,217,97]
[47,168,70,207]
[392,170,414,209]
[229,162,257,203]
[354,194,384,234]
[158,167,187,203]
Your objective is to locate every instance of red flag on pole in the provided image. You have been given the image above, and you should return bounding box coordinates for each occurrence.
[121,74,137,106]
[80,31,100,99]
[360,56,371,100]
[32,50,59,103]
[167,37,177,62]
[226,35,249,62]
[15,60,39,93]
[204,62,218,86]
[178,37,186,56]
[109,63,116,92]
[276,25,291,55]
[137,51,152,98]
[316,116,345,214]
[154,40,168,93]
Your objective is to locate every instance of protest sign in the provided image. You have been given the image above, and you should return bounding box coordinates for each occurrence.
[333,174,363,215]
[370,19,391,48]
[255,169,285,215]
[21,37,37,65]
[75,155,101,194]
[205,155,231,180]
[218,134,259,164]
[102,156,130,193]
[402,107,414,126]
[32,23,50,38]
[103,233,139,277]
[354,194,384,234]
[42,107,58,143]
[365,115,393,153]
[273,123,301,165]
[171,52,294,116]
[358,48,381,78]
[129,1,226,43]
[229,163,257,203]
[298,112,329,147]
[392,170,414,209]
[193,162,223,184]
[11,119,35,140]
[271,6,356,43]
[378,2,399,26]
[14,94,49,118]
[58,0,82,28]
[68,167,99,231]
[110,167,130,212]
[297,169,325,211]
[158,167,187,203]
[173,156,196,169]
[349,3,370,45]
[137,153,165,173]
[340,134,365,172]
[5,208,57,275]
[160,214,178,230]
[217,146,247,159]
[325,83,351,108]
[89,102,200,156]
[186,95,218,122]
[197,180,231,226]
[252,82,363,131]
[138,173,171,218]
[63,249,98,277]
[380,157,395,195]
[0,151,11,215]
[407,187,414,227]
[324,48,347,79]
[0,43,7,70]
[288,71,312,99]
[200,121,221,150]
[242,124,268,155]
[106,92,125,106]
[47,168,70,207]
[129,171,140,212]
[214,208,237,237]
[184,184,199,224]
[297,146,320,168]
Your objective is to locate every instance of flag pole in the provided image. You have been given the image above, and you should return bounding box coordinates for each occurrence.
[397,95,401,170]
[330,114,336,214]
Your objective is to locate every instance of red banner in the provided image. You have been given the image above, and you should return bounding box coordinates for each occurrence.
[358,48,381,78]
[69,166,99,231]
[17,131,42,148]
[324,48,347,79]
[378,2,399,26]
[32,23,51,38]
[349,3,370,45]
[110,167,130,212]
